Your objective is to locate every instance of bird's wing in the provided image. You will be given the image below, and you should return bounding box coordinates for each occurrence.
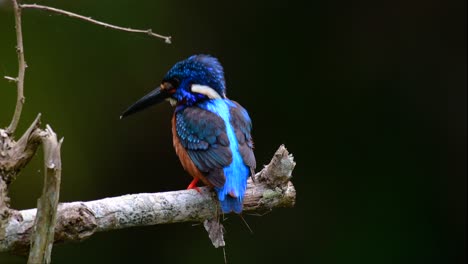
[175,107,232,187]
[229,101,256,176]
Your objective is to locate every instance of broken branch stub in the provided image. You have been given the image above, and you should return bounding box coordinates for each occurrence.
[28,125,63,264]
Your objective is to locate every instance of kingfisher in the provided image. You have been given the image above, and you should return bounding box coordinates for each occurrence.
[121,55,256,214]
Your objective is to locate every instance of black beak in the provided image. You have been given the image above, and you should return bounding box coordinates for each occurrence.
[120,86,170,119]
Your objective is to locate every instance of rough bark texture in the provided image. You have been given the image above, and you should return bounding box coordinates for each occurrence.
[0,115,42,245]
[0,145,296,254]
[204,218,225,248]
[28,126,63,264]
[0,115,42,186]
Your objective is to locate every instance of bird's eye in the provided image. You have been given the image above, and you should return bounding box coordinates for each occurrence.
[170,77,180,87]
[161,81,177,94]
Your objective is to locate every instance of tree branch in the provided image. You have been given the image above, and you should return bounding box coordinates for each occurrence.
[0,114,42,190]
[20,4,172,44]
[1,1,184,260]
[28,126,63,264]
[0,145,296,254]
[6,0,27,135]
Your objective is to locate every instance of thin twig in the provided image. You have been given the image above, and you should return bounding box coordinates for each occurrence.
[27,126,63,264]
[4,76,18,82]
[239,214,254,234]
[6,0,27,135]
[20,4,172,44]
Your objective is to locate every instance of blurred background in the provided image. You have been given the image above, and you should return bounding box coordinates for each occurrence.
[0,0,466,263]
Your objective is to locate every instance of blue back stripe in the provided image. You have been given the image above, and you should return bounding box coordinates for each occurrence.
[199,99,249,210]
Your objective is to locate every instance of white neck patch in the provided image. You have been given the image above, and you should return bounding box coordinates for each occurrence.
[166,98,177,106]
[191,84,222,99]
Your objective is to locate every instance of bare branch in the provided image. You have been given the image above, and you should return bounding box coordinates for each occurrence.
[20,4,172,44]
[1,115,42,254]
[28,126,63,264]
[0,146,296,254]
[6,0,27,135]
[0,114,42,186]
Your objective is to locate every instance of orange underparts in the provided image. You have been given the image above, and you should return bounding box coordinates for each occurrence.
[172,114,211,193]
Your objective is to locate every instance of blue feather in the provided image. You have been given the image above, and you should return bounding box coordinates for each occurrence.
[199,99,249,213]
[124,54,254,213]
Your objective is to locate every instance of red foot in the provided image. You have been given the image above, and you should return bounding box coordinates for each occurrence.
[187,178,201,193]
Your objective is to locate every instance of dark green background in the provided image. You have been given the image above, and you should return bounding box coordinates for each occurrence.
[0,0,465,263]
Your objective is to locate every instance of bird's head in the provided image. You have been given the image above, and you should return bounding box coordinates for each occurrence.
[121,54,226,118]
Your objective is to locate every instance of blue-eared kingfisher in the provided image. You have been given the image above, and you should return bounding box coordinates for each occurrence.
[121,55,256,214]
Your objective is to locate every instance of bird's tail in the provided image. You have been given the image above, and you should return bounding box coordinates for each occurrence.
[219,195,243,214]
[215,171,247,214]
[216,153,250,214]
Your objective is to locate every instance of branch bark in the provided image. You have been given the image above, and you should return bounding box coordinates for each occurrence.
[1,1,179,261]
[1,115,42,211]
[0,145,296,254]
[28,126,63,264]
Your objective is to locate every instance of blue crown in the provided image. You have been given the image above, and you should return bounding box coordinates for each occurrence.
[163,54,226,98]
